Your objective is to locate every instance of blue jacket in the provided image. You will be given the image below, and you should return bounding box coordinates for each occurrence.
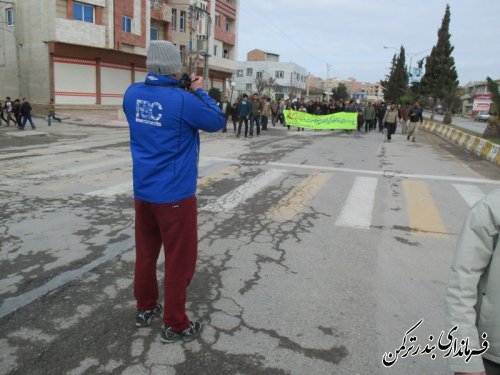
[123,74,226,203]
[238,100,251,117]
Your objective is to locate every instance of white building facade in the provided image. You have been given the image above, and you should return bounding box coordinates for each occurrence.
[234,51,307,100]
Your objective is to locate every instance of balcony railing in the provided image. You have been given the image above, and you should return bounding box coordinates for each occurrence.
[151,2,172,22]
[209,55,236,74]
[214,28,235,46]
[54,18,106,48]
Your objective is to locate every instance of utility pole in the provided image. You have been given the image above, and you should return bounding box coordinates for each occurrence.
[206,0,214,91]
[326,63,331,100]
[189,1,211,90]
[306,72,310,99]
[187,4,194,74]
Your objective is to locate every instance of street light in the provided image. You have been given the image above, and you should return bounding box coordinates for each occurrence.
[229,80,236,104]
[384,46,431,84]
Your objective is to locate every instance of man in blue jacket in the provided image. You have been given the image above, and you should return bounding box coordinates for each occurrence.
[236,93,251,138]
[123,40,226,343]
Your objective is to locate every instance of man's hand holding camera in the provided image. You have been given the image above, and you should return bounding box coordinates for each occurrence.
[190,74,204,91]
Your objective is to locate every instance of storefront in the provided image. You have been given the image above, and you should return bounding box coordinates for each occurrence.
[472,93,492,117]
[49,42,147,105]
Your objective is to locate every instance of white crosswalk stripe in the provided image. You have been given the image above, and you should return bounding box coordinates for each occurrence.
[201,169,286,212]
[334,176,378,229]
[452,184,485,208]
[85,182,132,197]
[30,157,130,179]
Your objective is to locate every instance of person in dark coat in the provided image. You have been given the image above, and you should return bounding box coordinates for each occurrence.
[20,98,36,130]
[230,101,239,132]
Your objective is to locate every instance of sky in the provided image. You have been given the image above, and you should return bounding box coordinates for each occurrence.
[237,0,500,85]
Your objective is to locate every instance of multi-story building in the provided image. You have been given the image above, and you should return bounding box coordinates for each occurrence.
[306,75,324,98]
[327,77,384,102]
[0,0,238,107]
[171,0,238,93]
[461,80,497,117]
[234,49,307,100]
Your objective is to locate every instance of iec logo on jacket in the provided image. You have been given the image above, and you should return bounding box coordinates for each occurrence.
[123,73,226,204]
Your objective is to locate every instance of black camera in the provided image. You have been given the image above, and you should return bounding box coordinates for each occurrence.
[178,74,192,90]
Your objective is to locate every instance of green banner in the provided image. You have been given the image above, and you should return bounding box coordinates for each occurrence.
[284,110,357,130]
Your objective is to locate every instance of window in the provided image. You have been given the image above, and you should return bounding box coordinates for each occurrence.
[213,45,218,57]
[223,49,229,59]
[6,8,13,26]
[237,70,243,77]
[73,1,94,23]
[246,83,252,91]
[256,71,262,79]
[225,21,230,32]
[275,70,284,79]
[215,15,220,27]
[171,9,177,30]
[246,68,253,76]
[179,10,186,32]
[150,27,159,40]
[122,16,132,33]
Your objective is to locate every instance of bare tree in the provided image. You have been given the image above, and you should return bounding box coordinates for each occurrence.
[266,77,276,93]
[255,77,267,96]
[255,77,277,97]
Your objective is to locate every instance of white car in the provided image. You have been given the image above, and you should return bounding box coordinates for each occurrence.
[475,112,491,122]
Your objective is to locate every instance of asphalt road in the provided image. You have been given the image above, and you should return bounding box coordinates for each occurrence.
[1,123,499,375]
[424,111,488,134]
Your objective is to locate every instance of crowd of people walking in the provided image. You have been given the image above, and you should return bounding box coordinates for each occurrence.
[0,97,62,130]
[0,97,36,130]
[220,93,423,143]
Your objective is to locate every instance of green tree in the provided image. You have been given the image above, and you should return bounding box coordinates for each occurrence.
[381,47,408,103]
[483,77,500,138]
[380,54,397,101]
[331,82,349,101]
[420,4,459,124]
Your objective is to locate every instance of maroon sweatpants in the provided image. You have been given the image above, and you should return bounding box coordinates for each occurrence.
[134,196,198,332]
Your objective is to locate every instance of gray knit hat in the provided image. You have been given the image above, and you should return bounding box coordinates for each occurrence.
[146,40,182,76]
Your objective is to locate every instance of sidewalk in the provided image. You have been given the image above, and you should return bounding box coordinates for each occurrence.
[56,108,128,128]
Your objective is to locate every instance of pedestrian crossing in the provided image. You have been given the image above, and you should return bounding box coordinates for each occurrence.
[452,184,485,208]
[2,152,499,236]
[265,172,330,222]
[200,169,286,212]
[335,176,378,229]
[403,180,447,238]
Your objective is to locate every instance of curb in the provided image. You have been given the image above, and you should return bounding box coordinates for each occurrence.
[421,120,500,167]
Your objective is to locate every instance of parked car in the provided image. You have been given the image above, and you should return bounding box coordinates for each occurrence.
[435,106,445,115]
[474,112,491,122]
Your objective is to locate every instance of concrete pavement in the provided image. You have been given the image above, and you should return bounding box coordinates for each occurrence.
[1,113,499,374]
[3,108,498,167]
[56,108,128,128]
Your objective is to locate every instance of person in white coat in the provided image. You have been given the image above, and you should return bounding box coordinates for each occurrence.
[445,188,500,375]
